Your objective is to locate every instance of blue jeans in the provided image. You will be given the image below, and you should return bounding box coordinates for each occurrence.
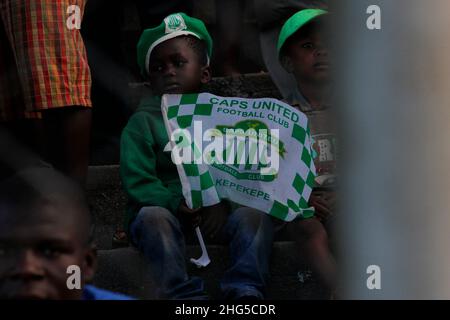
[129,206,274,299]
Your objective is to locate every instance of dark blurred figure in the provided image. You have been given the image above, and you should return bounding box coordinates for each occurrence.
[215,0,244,76]
[0,166,133,300]
[134,0,193,29]
[0,0,92,185]
[81,0,194,166]
[81,0,134,165]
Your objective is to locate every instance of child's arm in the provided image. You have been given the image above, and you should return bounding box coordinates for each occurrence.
[309,189,336,222]
[120,125,182,214]
[178,200,201,227]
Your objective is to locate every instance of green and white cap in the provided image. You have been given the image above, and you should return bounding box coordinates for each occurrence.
[137,12,213,76]
[277,9,328,57]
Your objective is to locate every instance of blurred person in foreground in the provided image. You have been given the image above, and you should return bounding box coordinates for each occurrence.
[0,166,132,300]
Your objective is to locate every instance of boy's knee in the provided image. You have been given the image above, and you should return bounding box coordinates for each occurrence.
[229,207,272,231]
[291,218,328,243]
[137,206,177,228]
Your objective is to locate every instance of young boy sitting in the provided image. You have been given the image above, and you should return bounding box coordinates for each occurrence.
[277,9,337,294]
[120,13,273,300]
[0,166,132,300]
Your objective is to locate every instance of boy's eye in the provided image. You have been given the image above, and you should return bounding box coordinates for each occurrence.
[150,65,164,73]
[175,60,186,67]
[301,42,314,49]
[38,245,67,259]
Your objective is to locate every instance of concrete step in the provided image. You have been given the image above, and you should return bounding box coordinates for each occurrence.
[87,165,124,249]
[93,244,328,300]
[127,73,282,112]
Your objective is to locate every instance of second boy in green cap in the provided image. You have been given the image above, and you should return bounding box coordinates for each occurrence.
[120,13,274,300]
[278,9,337,295]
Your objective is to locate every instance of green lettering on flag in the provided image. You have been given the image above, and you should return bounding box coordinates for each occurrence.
[211,163,276,182]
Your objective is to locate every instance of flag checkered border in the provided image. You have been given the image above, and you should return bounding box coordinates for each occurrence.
[167,94,317,221]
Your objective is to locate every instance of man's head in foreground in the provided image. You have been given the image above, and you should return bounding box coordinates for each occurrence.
[0,167,96,299]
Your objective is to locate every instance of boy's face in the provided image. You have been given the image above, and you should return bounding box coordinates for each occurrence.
[283,21,330,85]
[148,37,211,96]
[0,200,96,300]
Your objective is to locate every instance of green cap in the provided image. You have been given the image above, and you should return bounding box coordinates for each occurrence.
[137,12,213,76]
[277,9,328,56]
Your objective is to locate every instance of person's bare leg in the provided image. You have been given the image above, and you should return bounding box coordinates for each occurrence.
[287,218,337,293]
[63,108,92,186]
[43,107,92,186]
[215,0,243,76]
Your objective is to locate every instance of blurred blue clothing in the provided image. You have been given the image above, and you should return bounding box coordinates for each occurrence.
[83,285,134,300]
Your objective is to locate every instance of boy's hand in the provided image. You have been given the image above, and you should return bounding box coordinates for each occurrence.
[177,200,201,228]
[309,190,336,222]
[199,202,230,240]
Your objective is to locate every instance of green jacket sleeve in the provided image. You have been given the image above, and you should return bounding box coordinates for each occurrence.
[120,116,182,214]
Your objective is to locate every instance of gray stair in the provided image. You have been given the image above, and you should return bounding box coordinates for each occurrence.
[94,245,327,300]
